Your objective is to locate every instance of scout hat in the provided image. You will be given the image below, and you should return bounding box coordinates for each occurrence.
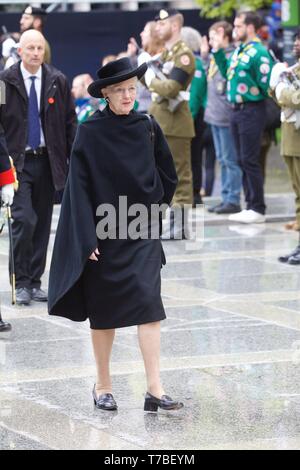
[154,8,180,21]
[88,57,148,98]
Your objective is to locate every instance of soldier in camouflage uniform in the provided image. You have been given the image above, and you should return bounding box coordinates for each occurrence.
[213,11,274,224]
[271,30,300,265]
[2,6,51,69]
[144,9,195,239]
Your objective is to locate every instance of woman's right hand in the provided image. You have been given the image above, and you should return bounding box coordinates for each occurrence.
[89,248,100,261]
[200,35,210,59]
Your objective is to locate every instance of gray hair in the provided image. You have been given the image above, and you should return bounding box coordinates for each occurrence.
[181,26,202,53]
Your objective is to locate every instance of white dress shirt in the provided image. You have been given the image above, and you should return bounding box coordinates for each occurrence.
[20,62,46,148]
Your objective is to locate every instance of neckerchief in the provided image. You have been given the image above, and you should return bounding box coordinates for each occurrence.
[229,37,261,73]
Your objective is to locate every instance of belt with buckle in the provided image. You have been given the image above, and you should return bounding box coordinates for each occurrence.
[231,101,262,111]
[25,147,47,157]
[231,102,246,110]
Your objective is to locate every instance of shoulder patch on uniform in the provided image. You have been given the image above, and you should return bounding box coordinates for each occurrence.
[194,70,202,79]
[260,56,270,63]
[180,54,191,66]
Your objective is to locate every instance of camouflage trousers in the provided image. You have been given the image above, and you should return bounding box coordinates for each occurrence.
[284,155,300,227]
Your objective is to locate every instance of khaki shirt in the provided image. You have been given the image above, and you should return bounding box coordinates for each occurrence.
[277,61,300,111]
[277,60,300,157]
[149,40,195,138]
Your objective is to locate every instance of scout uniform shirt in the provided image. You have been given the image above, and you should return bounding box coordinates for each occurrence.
[149,40,195,138]
[213,37,273,104]
[189,55,207,120]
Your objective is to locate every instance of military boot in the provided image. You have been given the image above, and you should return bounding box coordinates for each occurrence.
[161,207,193,241]
[288,233,300,265]
[278,234,300,264]
[0,312,12,332]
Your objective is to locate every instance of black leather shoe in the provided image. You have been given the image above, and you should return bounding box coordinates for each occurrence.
[31,288,48,302]
[144,392,184,412]
[161,209,186,241]
[0,320,12,332]
[92,386,118,411]
[278,246,300,263]
[16,287,31,306]
[207,203,223,213]
[193,192,203,208]
[288,251,300,265]
[215,203,241,214]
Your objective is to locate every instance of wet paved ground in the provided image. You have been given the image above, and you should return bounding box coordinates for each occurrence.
[1,191,300,450]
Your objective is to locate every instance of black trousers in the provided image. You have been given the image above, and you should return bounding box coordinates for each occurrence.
[230,101,266,215]
[191,110,216,196]
[11,152,55,289]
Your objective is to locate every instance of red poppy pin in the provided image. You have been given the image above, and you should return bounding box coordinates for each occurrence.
[48,97,55,105]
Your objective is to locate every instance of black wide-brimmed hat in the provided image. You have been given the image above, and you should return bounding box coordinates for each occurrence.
[88,57,148,98]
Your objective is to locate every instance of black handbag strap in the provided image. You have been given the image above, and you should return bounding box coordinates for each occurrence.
[145,113,155,146]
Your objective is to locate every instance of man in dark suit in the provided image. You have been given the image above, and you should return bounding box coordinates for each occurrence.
[0,29,77,306]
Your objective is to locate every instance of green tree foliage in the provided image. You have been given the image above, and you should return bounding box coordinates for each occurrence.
[195,0,273,19]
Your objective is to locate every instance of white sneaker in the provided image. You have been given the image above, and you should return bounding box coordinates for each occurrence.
[228,209,266,224]
[228,209,248,222]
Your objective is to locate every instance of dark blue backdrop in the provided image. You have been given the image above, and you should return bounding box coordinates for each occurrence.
[0,9,213,83]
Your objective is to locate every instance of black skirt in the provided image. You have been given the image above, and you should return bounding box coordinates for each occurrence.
[82,237,166,329]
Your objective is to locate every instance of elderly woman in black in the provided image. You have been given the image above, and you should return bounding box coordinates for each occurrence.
[48,58,182,412]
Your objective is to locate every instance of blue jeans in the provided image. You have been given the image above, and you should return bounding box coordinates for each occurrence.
[210,124,242,206]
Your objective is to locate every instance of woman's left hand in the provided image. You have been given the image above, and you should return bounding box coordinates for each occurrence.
[89,248,100,261]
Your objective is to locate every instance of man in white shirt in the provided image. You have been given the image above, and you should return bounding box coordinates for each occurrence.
[0,30,77,305]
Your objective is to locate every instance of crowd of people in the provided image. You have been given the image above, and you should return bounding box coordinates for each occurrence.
[0,7,299,377]
[0,6,300,305]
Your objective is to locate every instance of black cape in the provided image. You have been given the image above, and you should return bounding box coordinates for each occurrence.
[48,107,177,328]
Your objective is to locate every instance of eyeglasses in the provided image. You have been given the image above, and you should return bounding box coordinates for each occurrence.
[108,85,137,96]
